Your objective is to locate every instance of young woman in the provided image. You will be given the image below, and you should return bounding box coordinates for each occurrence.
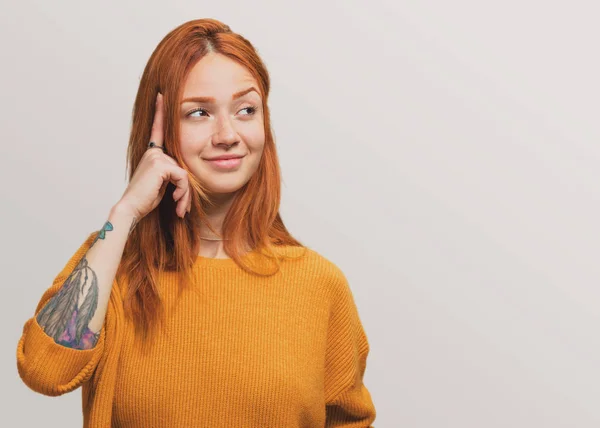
[17,18,376,427]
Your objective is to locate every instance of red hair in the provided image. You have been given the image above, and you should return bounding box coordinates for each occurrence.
[115,18,306,346]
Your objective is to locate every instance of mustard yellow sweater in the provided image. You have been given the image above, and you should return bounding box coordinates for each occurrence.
[16,232,376,427]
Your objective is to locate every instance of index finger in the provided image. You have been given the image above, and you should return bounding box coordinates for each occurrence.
[149,92,164,147]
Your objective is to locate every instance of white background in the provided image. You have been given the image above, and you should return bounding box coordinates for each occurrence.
[2,0,599,426]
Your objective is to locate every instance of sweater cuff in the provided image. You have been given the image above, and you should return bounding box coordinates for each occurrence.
[16,315,105,396]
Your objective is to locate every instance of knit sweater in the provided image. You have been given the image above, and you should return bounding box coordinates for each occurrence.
[16,231,376,427]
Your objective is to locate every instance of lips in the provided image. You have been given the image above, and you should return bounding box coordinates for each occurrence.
[204,156,244,169]
[204,154,245,161]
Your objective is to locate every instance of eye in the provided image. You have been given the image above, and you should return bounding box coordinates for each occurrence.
[185,105,258,118]
[240,105,258,116]
[186,108,208,118]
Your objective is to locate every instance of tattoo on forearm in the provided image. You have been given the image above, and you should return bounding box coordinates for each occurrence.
[92,220,113,246]
[35,221,113,350]
[36,256,100,349]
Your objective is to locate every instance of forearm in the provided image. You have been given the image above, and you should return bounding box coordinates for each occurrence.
[35,203,137,350]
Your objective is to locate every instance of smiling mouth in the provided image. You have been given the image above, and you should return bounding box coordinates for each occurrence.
[204,156,244,169]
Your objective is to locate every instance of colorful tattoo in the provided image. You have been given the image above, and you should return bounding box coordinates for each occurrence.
[35,222,112,350]
[92,221,113,246]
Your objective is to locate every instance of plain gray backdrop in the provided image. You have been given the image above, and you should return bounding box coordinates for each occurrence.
[2,0,599,426]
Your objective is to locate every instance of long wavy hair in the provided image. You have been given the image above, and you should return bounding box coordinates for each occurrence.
[115,18,306,347]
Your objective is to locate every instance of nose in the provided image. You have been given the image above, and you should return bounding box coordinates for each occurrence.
[212,114,239,148]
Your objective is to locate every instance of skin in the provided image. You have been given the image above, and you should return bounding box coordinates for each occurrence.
[178,52,266,258]
[35,221,115,349]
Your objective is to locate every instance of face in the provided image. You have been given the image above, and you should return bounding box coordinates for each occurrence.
[178,52,265,197]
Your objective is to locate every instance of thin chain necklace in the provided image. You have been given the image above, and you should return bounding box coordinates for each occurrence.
[199,236,230,241]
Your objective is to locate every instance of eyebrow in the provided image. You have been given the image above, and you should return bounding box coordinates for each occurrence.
[180,86,260,104]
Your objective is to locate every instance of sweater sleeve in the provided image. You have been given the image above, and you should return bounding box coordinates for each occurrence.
[324,267,376,427]
[16,231,108,397]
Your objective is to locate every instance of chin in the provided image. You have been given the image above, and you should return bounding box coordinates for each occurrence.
[202,177,249,195]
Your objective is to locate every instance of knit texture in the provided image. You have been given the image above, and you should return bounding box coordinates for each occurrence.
[16,232,376,427]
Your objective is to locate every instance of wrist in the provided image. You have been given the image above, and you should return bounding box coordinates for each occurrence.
[111,200,138,221]
[109,202,139,236]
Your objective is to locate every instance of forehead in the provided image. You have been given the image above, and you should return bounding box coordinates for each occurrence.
[181,53,260,100]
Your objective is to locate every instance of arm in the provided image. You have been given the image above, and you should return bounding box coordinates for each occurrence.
[16,202,137,396]
[324,269,376,427]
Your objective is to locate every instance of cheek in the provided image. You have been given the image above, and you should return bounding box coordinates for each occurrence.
[179,130,208,156]
[246,128,266,152]
[251,140,265,154]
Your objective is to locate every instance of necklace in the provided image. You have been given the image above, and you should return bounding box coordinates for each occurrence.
[199,236,230,241]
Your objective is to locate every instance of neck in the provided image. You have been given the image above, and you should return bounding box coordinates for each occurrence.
[198,192,236,258]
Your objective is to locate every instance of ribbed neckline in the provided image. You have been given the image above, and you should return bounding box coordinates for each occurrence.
[193,245,305,269]
[194,247,259,269]
[195,254,238,267]
[194,245,304,269]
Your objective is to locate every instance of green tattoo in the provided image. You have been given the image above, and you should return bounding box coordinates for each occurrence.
[92,221,114,246]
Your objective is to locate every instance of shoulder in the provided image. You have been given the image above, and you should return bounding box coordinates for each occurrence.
[306,247,348,281]
[278,245,351,297]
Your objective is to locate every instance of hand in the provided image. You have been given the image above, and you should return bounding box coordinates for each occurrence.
[117,92,192,220]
